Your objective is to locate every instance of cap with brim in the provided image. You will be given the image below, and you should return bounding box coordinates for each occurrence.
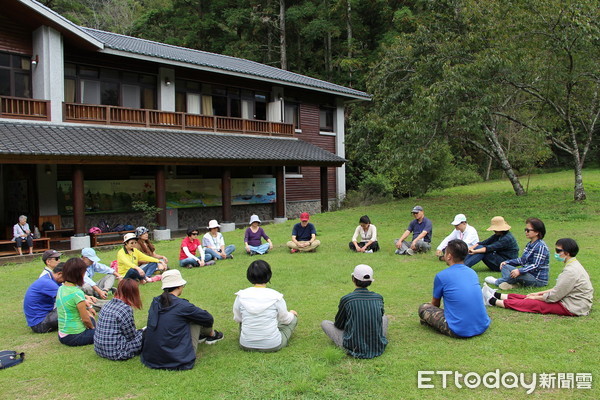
[81,247,100,262]
[42,249,62,262]
[207,219,221,229]
[451,214,467,226]
[300,212,310,221]
[412,205,423,213]
[249,215,261,225]
[487,216,511,231]
[123,232,137,243]
[352,264,374,282]
[161,269,187,289]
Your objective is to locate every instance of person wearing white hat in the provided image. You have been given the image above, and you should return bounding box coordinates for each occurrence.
[435,214,479,261]
[117,232,162,284]
[244,215,273,255]
[203,220,236,260]
[141,269,223,370]
[81,247,120,299]
[464,216,519,271]
[321,264,388,359]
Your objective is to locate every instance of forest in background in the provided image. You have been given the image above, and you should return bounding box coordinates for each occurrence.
[42,0,599,200]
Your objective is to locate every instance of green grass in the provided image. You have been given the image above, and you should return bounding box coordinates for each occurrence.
[1,169,599,399]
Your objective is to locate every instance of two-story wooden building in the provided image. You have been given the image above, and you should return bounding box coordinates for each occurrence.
[0,0,369,244]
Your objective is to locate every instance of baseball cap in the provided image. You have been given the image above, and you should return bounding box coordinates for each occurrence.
[42,249,62,262]
[123,232,137,243]
[352,264,374,282]
[451,214,467,226]
[81,247,100,262]
[411,205,424,213]
[299,212,310,221]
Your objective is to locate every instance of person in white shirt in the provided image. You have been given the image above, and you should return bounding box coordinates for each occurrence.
[436,214,479,261]
[349,215,379,253]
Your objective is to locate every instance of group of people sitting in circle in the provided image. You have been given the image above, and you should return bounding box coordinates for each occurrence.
[21,205,594,368]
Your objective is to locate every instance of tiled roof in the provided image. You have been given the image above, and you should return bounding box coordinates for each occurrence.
[0,122,345,166]
[80,27,370,100]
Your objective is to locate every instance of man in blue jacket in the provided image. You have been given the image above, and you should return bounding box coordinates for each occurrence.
[24,264,64,333]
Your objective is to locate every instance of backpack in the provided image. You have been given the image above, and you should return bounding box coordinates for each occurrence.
[0,350,24,370]
[88,227,102,234]
[112,224,126,232]
[123,224,135,231]
[98,220,110,233]
[42,221,55,231]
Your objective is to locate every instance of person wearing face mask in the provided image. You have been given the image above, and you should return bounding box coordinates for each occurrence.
[482,238,593,316]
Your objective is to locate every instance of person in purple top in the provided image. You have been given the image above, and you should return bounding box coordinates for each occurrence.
[395,206,433,255]
[244,215,273,255]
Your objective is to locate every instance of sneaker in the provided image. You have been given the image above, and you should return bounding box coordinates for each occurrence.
[150,275,162,282]
[482,283,495,307]
[204,260,216,266]
[249,251,257,256]
[499,282,517,290]
[203,330,224,345]
[365,249,373,253]
[108,287,117,295]
[228,254,234,260]
[484,276,498,286]
[394,249,402,255]
[290,248,298,254]
[406,248,415,256]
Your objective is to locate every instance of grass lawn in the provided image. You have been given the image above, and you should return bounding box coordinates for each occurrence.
[1,169,599,399]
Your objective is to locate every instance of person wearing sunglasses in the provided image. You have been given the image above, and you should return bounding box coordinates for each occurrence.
[179,228,214,268]
[485,218,549,290]
[483,238,593,316]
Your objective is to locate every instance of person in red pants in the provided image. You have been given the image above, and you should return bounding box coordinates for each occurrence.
[482,238,593,316]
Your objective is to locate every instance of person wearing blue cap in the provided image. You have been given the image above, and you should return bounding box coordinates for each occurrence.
[81,247,120,299]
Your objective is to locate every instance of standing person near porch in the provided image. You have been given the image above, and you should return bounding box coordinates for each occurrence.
[13,215,33,256]
[287,212,320,253]
[203,220,236,260]
[244,215,273,255]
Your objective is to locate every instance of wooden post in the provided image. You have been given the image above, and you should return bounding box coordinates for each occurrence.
[72,166,85,235]
[275,166,285,218]
[155,166,167,228]
[222,168,232,222]
[320,166,328,213]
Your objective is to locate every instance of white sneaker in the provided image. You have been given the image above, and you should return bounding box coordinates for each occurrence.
[499,282,517,290]
[481,283,496,307]
[406,248,415,256]
[365,249,373,253]
[484,276,498,286]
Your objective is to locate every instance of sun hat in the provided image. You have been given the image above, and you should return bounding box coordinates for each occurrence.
[81,247,100,262]
[249,214,261,225]
[487,216,511,231]
[135,226,149,237]
[450,214,467,226]
[411,205,424,213]
[352,264,374,282]
[123,232,137,243]
[207,220,221,229]
[161,269,187,289]
[42,249,62,262]
[299,212,310,221]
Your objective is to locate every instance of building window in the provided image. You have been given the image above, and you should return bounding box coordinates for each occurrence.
[0,51,31,98]
[284,102,300,130]
[320,106,335,132]
[285,166,302,177]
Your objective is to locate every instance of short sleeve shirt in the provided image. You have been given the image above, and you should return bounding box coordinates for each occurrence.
[292,223,316,242]
[408,217,433,243]
[56,285,87,335]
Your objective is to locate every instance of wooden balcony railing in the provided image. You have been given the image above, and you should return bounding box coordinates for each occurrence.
[0,96,50,120]
[63,103,294,136]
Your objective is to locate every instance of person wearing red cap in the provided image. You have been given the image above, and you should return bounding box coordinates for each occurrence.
[286,212,320,253]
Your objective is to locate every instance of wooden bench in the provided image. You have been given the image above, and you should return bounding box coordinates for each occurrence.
[90,230,135,247]
[0,237,51,257]
[44,228,75,244]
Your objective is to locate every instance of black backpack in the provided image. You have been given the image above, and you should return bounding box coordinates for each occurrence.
[42,221,55,231]
[98,220,110,233]
[0,350,24,369]
[112,224,126,232]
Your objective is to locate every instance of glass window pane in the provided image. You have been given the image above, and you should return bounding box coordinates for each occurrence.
[81,80,101,104]
[0,53,10,67]
[187,81,200,91]
[101,81,119,106]
[255,101,266,120]
[284,103,299,128]
[213,95,227,116]
[0,70,10,95]
[142,88,155,109]
[20,57,31,71]
[14,72,31,98]
[212,86,226,96]
[187,93,201,114]
[122,72,138,82]
[255,93,267,102]
[79,66,99,78]
[175,92,186,112]
[64,63,76,76]
[230,97,241,118]
[100,68,119,80]
[241,99,254,119]
[121,84,140,108]
[140,74,155,85]
[64,79,76,103]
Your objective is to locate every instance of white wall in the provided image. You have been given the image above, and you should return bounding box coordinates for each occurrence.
[32,26,64,122]
[158,67,175,111]
[335,98,346,200]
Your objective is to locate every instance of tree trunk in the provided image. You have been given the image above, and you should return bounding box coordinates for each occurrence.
[483,125,525,196]
[279,0,287,70]
[573,158,586,201]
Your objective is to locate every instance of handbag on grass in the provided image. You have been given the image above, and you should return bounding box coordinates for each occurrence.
[0,350,25,369]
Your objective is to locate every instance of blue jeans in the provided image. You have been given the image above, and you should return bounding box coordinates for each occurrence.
[248,244,270,255]
[59,319,95,346]
[179,253,213,268]
[124,262,159,280]
[464,246,506,271]
[204,245,236,260]
[496,265,546,287]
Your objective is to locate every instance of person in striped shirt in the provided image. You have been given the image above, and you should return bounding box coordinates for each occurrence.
[321,264,388,359]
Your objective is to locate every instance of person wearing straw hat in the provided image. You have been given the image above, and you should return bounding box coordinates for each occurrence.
[464,216,519,271]
[321,264,388,359]
[203,220,236,260]
[141,269,223,370]
[435,214,479,261]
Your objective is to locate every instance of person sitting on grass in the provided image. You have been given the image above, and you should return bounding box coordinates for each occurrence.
[94,279,144,361]
[233,260,298,352]
[287,212,320,253]
[395,205,432,255]
[349,215,379,253]
[203,220,236,260]
[81,247,120,299]
[117,233,162,283]
[135,226,169,272]
[180,227,215,268]
[435,214,479,261]
[484,218,549,290]
[39,249,62,278]
[244,215,273,255]
[23,263,65,333]
[464,216,519,271]
[56,258,96,346]
[321,264,388,359]
[419,240,490,338]
[483,238,593,316]
[141,270,223,370]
